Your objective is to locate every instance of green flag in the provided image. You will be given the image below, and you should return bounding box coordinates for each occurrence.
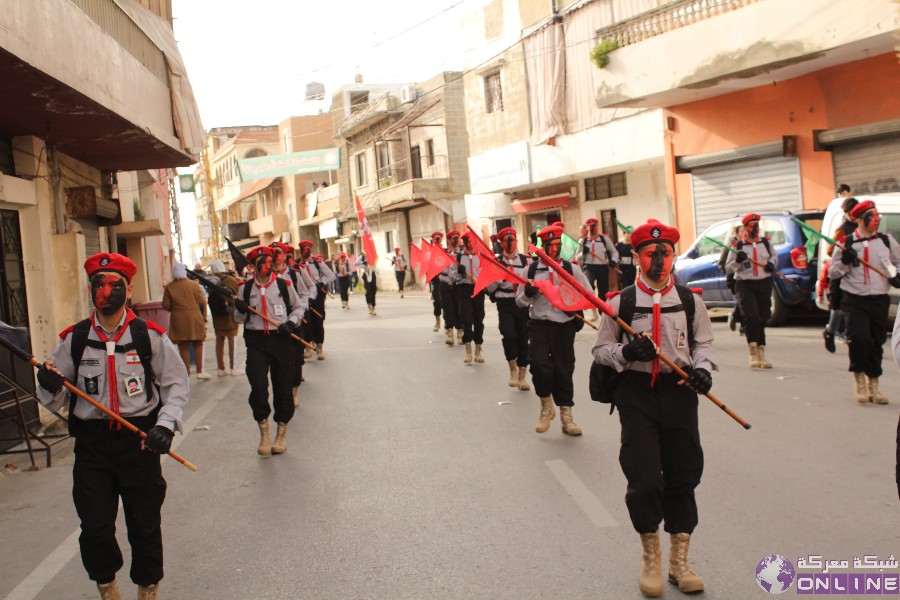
[616,219,634,234]
[560,233,580,261]
[790,217,830,259]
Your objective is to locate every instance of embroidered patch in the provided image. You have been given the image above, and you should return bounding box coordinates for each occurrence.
[80,358,101,366]
[83,375,99,395]
[632,313,650,321]
[99,257,110,266]
[125,352,141,365]
[651,228,661,238]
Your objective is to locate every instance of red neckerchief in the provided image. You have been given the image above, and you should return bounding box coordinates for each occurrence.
[635,276,675,387]
[255,276,276,334]
[854,232,871,285]
[465,251,480,279]
[743,236,759,276]
[90,308,136,429]
[502,252,520,291]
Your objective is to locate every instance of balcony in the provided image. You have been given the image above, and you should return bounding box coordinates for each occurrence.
[373,155,453,210]
[249,212,289,237]
[593,0,900,109]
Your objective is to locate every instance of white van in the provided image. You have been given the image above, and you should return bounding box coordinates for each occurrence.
[815,194,900,313]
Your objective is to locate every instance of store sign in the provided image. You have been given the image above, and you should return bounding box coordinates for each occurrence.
[319,218,338,240]
[238,148,341,181]
[468,141,531,194]
[178,174,195,193]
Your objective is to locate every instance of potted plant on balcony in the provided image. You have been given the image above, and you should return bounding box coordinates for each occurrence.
[590,38,619,69]
[379,176,393,188]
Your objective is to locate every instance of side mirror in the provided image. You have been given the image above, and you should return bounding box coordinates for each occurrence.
[685,247,699,259]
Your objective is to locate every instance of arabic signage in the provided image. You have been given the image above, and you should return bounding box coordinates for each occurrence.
[238,148,341,182]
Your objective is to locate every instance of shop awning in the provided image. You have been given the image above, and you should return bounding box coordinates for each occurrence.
[511,194,570,214]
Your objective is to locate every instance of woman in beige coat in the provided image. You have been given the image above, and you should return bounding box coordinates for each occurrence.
[208,259,242,376]
[162,263,210,379]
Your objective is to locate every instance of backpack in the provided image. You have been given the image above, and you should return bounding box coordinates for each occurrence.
[208,287,234,317]
[588,284,697,411]
[68,316,157,434]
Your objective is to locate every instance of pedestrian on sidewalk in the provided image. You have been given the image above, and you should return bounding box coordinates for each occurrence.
[162,263,210,379]
[35,252,188,600]
[592,219,715,597]
[208,259,242,376]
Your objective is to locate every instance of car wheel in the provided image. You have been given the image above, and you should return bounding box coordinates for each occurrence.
[767,287,790,327]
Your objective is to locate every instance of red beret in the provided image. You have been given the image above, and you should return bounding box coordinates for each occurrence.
[298,240,313,249]
[339,252,347,259]
[551,221,565,229]
[585,218,598,225]
[247,246,274,263]
[537,225,564,242]
[850,199,876,219]
[446,230,460,238]
[431,231,443,240]
[394,247,401,252]
[314,254,323,261]
[84,253,137,282]
[742,213,761,226]
[269,241,294,254]
[497,227,516,239]
[630,219,680,250]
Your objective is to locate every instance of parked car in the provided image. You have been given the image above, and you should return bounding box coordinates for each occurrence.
[673,210,825,326]
[814,194,900,318]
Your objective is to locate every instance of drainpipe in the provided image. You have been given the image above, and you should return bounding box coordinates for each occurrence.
[46,144,66,235]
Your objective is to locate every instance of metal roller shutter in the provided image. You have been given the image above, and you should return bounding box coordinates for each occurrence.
[832,137,900,195]
[691,156,802,232]
[76,218,101,255]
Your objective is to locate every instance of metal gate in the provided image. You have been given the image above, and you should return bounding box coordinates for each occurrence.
[832,136,900,195]
[691,156,802,232]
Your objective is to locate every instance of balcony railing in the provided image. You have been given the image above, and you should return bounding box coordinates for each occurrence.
[595,0,759,49]
[376,155,449,190]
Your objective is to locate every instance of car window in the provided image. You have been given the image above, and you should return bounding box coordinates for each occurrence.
[696,222,735,257]
[760,219,785,245]
[880,214,900,241]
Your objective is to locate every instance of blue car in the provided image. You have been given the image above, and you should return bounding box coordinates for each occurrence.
[673,211,825,326]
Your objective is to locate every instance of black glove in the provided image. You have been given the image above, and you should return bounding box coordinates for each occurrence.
[278,321,295,335]
[735,250,748,263]
[841,246,858,265]
[621,335,657,362]
[143,425,174,454]
[608,261,618,270]
[683,367,712,394]
[524,283,539,298]
[37,364,65,393]
[890,275,900,289]
[457,264,466,276]
[234,298,249,314]
[763,262,775,273]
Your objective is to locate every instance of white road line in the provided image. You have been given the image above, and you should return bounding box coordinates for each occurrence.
[545,459,619,528]
[5,384,230,600]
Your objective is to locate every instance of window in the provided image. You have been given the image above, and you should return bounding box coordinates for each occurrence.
[695,221,738,257]
[376,143,390,172]
[759,219,785,245]
[385,231,394,252]
[355,152,367,187]
[494,218,512,232]
[484,71,503,114]
[426,139,435,166]
[585,172,628,201]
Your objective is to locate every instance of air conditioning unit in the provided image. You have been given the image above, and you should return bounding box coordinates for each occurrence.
[400,85,418,104]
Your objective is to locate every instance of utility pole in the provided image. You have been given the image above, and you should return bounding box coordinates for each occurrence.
[201,146,222,261]
[167,169,183,263]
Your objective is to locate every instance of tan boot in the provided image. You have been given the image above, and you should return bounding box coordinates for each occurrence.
[316,343,325,360]
[517,366,531,391]
[535,396,556,433]
[474,344,485,363]
[748,342,761,368]
[457,329,464,344]
[371,305,377,316]
[257,420,272,456]
[639,531,663,597]
[757,345,773,369]
[367,304,373,315]
[293,386,299,408]
[463,342,473,364]
[867,376,889,404]
[137,583,160,600]
[854,372,869,404]
[559,406,582,436]
[303,347,312,359]
[433,316,441,332]
[97,581,121,600]
[445,328,455,346]
[271,422,288,454]
[668,533,704,593]
[507,360,518,387]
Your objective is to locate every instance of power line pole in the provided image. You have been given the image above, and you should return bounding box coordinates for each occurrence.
[201,147,222,261]
[167,169,183,263]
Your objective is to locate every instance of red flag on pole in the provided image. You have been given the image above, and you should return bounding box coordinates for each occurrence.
[425,245,457,283]
[465,225,494,258]
[409,241,422,277]
[531,279,597,312]
[528,244,616,317]
[419,240,433,279]
[355,195,378,265]
[472,251,526,297]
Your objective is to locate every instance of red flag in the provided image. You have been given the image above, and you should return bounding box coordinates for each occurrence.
[425,245,457,284]
[531,279,596,312]
[465,225,494,258]
[419,240,433,279]
[528,244,616,317]
[472,251,526,297]
[355,195,378,265]
[409,241,422,277]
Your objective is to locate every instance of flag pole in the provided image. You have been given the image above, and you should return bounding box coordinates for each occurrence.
[529,244,751,430]
[702,236,793,280]
[790,217,890,280]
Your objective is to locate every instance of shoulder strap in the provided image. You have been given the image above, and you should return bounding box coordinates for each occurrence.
[674,284,697,350]
[616,286,637,341]
[878,232,890,249]
[128,318,157,402]
[562,260,573,276]
[288,269,297,287]
[760,238,771,255]
[275,276,292,312]
[68,318,93,414]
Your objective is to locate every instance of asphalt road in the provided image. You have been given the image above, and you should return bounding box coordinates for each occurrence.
[1,291,898,599]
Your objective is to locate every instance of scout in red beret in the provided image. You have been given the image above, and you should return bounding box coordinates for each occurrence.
[298,240,314,249]
[849,199,876,220]
[629,220,680,286]
[84,252,137,283]
[431,231,444,241]
[630,219,680,251]
[84,253,137,317]
[246,246,274,278]
[741,213,761,226]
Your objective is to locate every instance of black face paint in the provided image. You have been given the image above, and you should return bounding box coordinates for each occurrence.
[90,274,127,315]
[546,241,561,260]
[646,243,669,281]
[503,236,516,253]
[747,224,760,238]
[864,210,880,231]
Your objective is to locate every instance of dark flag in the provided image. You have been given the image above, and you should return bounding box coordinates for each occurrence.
[224,236,249,274]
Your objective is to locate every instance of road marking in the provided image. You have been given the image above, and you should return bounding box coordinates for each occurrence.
[5,384,230,600]
[545,459,618,528]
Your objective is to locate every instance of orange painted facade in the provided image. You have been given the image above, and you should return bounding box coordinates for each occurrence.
[665,52,900,243]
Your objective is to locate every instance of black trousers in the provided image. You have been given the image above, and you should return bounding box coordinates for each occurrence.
[618,264,637,289]
[455,284,485,344]
[844,292,890,378]
[395,270,406,291]
[613,372,703,534]
[244,330,295,423]
[291,337,305,387]
[71,415,166,586]
[497,297,529,366]
[364,272,377,307]
[338,275,350,302]
[430,281,442,317]
[439,281,458,329]
[527,319,578,406]
[735,278,772,345]
[307,292,326,344]
[584,264,612,298]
